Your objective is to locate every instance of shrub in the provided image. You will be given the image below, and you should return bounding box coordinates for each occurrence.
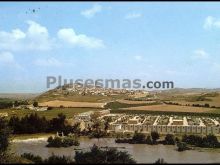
[21,153,43,164]
[164,134,175,145]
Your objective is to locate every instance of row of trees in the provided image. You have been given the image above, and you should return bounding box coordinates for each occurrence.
[116,131,220,150]
[182,134,220,148]
[8,113,75,135]
[0,99,29,109]
[164,101,218,109]
[21,144,137,164]
[115,131,160,145]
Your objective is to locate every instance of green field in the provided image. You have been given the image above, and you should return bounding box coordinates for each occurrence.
[111,109,220,117]
[0,107,102,120]
[36,91,127,103]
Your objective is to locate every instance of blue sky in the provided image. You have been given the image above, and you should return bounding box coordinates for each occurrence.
[1,2,220,93]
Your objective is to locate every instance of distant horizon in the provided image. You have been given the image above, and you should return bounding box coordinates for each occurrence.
[1,87,220,95]
[1,2,220,92]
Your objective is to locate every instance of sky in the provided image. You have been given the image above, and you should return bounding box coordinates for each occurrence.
[1,2,220,93]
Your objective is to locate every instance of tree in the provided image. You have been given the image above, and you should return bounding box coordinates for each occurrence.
[146,135,153,145]
[0,118,10,153]
[154,158,167,164]
[90,120,106,141]
[9,113,49,134]
[177,142,188,152]
[33,101,38,107]
[203,134,219,148]
[151,132,160,144]
[164,134,175,145]
[74,144,136,164]
[44,154,73,164]
[21,153,43,164]
[132,132,146,144]
[49,113,66,133]
[204,103,210,108]
[104,117,111,132]
[0,118,13,163]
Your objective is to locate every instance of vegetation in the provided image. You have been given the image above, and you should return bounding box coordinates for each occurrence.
[8,113,79,135]
[21,153,73,164]
[111,109,220,117]
[20,145,136,164]
[44,154,73,164]
[182,134,220,148]
[176,142,190,152]
[46,135,79,148]
[151,131,160,144]
[0,117,11,163]
[104,101,155,110]
[0,98,28,109]
[74,144,136,164]
[21,153,43,164]
[115,131,160,145]
[154,158,167,164]
[0,107,102,120]
[33,101,38,107]
[115,132,220,150]
[9,113,48,134]
[163,134,175,145]
[0,117,30,164]
[131,132,146,144]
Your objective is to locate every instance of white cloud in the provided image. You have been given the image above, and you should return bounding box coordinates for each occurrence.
[57,28,105,49]
[134,55,142,61]
[125,12,142,20]
[0,51,21,68]
[0,20,104,52]
[192,49,209,60]
[81,4,102,18]
[25,20,53,50]
[0,20,54,52]
[204,16,220,30]
[34,57,62,67]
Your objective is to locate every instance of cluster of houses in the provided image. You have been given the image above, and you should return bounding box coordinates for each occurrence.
[66,110,111,131]
[108,114,220,135]
[72,111,220,135]
[56,83,149,97]
[14,105,48,111]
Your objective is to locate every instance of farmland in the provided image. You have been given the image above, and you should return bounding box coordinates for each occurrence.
[122,104,217,113]
[38,100,106,108]
[0,108,102,120]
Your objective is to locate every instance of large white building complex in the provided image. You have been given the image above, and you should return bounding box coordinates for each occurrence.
[108,114,220,135]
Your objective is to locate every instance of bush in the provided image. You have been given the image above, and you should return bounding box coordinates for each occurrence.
[154,158,167,164]
[44,154,73,164]
[164,134,175,145]
[132,132,146,144]
[75,144,136,164]
[33,101,38,107]
[47,136,63,148]
[177,142,189,152]
[146,135,153,145]
[21,153,43,164]
[151,132,160,144]
[182,134,220,148]
[46,135,80,148]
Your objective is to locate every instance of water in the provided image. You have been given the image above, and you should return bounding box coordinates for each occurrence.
[11,137,220,163]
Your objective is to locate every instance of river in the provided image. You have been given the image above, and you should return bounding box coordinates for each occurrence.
[11,137,220,163]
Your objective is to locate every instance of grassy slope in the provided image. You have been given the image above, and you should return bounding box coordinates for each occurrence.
[0,108,102,120]
[35,90,127,103]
